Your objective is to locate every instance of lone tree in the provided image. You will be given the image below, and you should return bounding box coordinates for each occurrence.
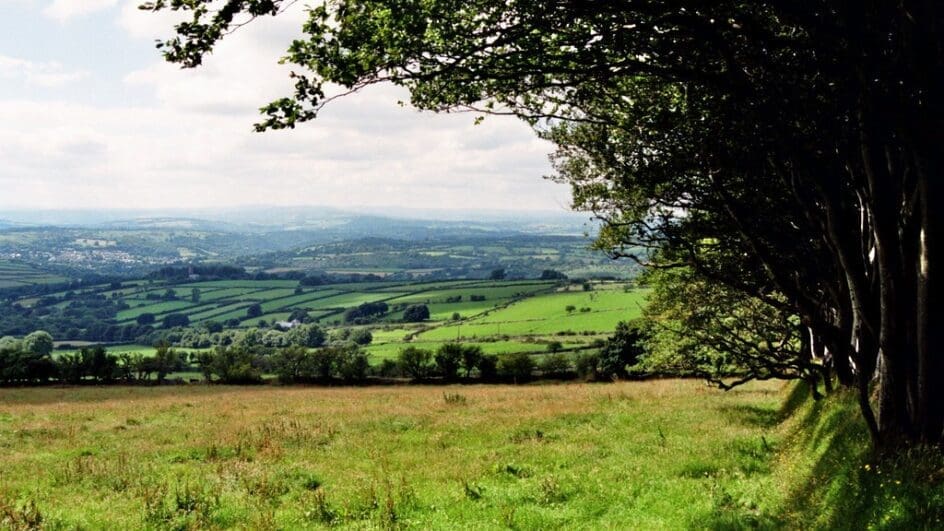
[145,1,944,448]
[246,304,263,319]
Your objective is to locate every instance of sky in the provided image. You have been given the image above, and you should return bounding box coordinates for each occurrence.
[0,1,571,213]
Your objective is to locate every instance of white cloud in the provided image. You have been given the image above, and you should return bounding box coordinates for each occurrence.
[0,54,88,87]
[43,0,119,22]
[0,0,570,213]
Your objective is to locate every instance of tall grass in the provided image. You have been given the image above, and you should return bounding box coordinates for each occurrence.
[0,381,940,528]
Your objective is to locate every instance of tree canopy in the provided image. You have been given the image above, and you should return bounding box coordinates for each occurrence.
[144,1,944,448]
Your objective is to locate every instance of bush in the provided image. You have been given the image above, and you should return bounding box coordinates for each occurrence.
[546,341,563,353]
[498,352,535,382]
[398,347,434,380]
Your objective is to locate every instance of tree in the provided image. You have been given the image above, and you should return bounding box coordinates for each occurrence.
[540,270,567,281]
[23,331,53,357]
[162,313,189,329]
[344,302,388,324]
[402,304,430,323]
[334,345,370,382]
[191,288,201,303]
[137,313,156,326]
[498,352,535,383]
[246,304,263,319]
[540,353,571,379]
[434,343,463,380]
[152,343,183,383]
[147,1,944,447]
[350,329,373,346]
[287,323,326,348]
[598,321,647,381]
[273,345,309,383]
[398,346,434,380]
[459,345,483,378]
[288,308,310,323]
[489,269,506,281]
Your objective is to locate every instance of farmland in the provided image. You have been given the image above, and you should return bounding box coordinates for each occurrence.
[0,261,67,290]
[14,274,646,368]
[0,380,928,529]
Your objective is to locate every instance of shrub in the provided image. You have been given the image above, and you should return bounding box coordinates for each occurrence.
[546,341,563,353]
[498,352,534,382]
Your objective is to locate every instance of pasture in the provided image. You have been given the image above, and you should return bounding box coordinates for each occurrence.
[14,276,648,372]
[0,261,67,290]
[0,380,822,529]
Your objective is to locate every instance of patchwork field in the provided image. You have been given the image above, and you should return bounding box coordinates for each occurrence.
[12,274,647,370]
[0,261,67,289]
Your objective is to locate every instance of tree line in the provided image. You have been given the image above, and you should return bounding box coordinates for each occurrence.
[0,320,645,386]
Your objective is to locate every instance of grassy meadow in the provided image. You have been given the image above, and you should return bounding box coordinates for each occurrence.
[1,380,936,529]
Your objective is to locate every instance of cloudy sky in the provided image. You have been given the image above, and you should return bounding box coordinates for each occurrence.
[0,1,570,213]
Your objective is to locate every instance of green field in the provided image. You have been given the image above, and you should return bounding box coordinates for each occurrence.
[0,381,930,529]
[13,277,647,365]
[0,261,68,289]
[418,288,647,341]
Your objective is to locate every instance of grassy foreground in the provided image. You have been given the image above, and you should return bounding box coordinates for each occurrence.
[0,381,940,529]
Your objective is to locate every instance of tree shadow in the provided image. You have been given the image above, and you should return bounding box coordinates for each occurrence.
[693,384,944,529]
[717,404,781,429]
